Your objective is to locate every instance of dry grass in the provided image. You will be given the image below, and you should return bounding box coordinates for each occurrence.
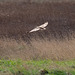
[0,2,75,61]
[0,37,75,60]
[31,38,75,60]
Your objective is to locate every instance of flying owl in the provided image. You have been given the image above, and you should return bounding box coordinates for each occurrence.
[29,22,48,33]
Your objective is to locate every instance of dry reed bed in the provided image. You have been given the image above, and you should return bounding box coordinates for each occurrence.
[0,38,75,60]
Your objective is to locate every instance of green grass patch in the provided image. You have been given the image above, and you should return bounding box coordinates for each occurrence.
[0,59,75,75]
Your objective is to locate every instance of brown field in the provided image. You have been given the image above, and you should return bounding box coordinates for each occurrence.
[0,2,75,40]
[0,1,75,60]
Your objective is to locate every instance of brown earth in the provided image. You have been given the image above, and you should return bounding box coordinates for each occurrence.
[0,2,75,41]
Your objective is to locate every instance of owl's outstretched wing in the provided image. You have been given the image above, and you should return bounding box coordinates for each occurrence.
[39,22,48,28]
[29,27,40,33]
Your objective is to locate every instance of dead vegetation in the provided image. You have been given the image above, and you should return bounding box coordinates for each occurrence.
[0,37,75,60]
[0,2,75,60]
